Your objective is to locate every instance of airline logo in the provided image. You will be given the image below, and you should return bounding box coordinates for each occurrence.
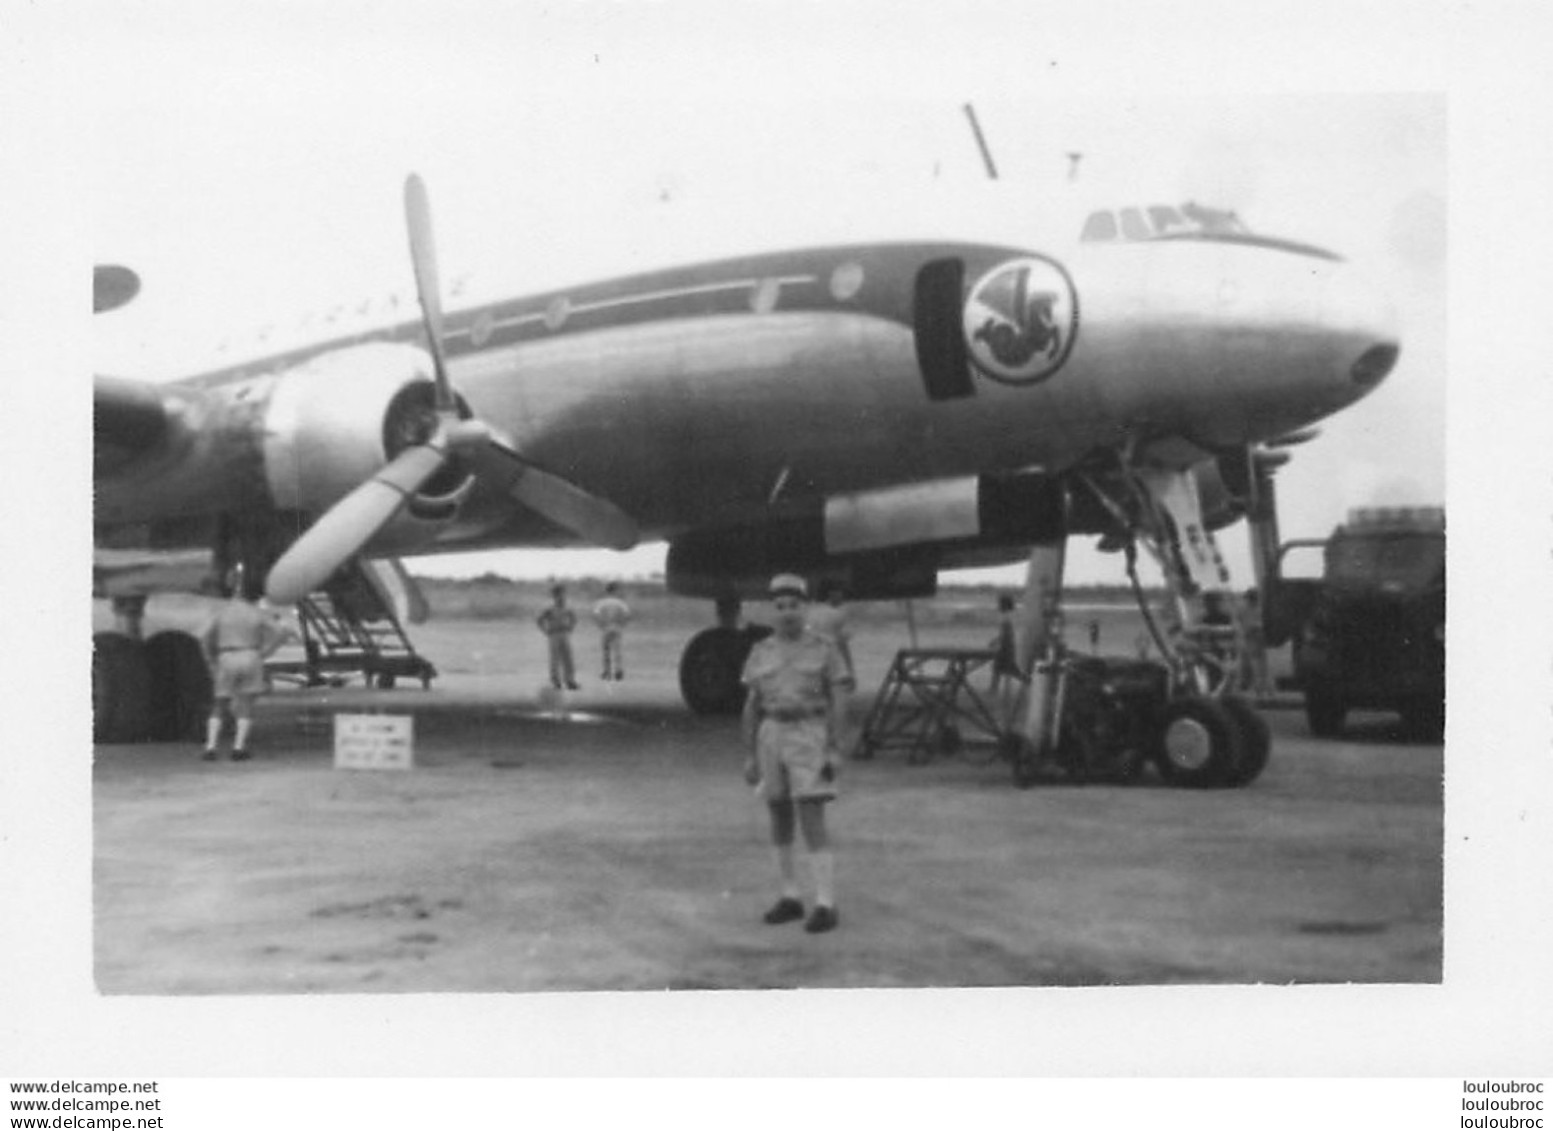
[963,256,1078,385]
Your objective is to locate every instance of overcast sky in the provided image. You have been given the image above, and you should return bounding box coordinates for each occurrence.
[72,2,1451,588]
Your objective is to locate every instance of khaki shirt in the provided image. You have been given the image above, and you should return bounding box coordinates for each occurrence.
[201,599,285,660]
[741,630,853,719]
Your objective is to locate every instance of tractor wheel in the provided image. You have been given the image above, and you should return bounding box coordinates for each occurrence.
[1304,682,1347,737]
[1401,698,1445,743]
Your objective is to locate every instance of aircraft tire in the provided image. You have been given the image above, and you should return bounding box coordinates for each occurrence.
[1217,696,1271,787]
[145,631,213,742]
[93,632,153,743]
[1152,696,1245,789]
[1304,682,1347,737]
[680,626,764,715]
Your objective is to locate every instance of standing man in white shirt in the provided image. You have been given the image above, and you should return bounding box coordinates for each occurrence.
[591,581,633,681]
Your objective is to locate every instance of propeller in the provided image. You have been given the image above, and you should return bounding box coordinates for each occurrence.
[266,175,639,606]
[1266,426,1320,448]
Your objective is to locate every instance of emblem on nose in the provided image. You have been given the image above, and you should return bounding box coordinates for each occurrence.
[963,256,1078,385]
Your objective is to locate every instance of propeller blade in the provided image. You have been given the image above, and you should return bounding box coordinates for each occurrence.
[1267,426,1320,448]
[460,433,639,551]
[94,264,140,314]
[404,174,454,411]
[265,442,448,605]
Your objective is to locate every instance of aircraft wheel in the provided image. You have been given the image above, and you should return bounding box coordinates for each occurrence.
[1304,682,1347,737]
[680,627,761,715]
[93,633,153,743]
[1152,696,1245,788]
[144,631,213,742]
[1218,696,1271,787]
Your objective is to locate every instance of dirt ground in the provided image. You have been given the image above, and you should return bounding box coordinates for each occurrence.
[93,604,1443,994]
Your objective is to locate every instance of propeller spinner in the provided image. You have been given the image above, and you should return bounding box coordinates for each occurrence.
[265,176,638,606]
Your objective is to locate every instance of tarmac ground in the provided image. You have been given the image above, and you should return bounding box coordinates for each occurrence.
[93,603,1443,994]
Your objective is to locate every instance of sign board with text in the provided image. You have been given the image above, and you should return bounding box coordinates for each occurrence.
[333,713,414,771]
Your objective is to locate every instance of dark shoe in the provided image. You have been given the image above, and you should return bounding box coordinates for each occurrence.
[762,897,804,925]
[566,682,580,691]
[804,905,839,934]
[201,749,218,762]
[231,749,251,762]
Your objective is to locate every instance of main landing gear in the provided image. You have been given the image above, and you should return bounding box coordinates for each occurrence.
[679,597,772,715]
[1007,461,1271,789]
[93,596,213,744]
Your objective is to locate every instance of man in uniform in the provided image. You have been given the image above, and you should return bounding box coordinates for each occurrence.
[537,584,580,690]
[200,570,289,761]
[591,581,633,681]
[740,573,854,934]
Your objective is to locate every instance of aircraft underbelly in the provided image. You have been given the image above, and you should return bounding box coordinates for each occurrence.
[448,311,1104,542]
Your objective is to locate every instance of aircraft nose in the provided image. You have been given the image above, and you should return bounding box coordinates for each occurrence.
[1324,265,1401,392]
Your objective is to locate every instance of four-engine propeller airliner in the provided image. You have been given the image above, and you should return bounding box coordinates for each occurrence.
[93,175,1398,787]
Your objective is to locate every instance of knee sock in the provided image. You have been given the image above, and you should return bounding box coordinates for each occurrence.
[204,717,222,751]
[773,844,800,899]
[234,717,252,751]
[810,850,836,908]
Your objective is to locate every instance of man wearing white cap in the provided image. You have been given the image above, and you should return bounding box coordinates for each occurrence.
[740,573,854,933]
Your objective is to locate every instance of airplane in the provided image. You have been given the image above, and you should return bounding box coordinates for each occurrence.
[94,175,1399,787]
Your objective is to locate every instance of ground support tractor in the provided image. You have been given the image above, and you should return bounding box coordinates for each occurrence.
[1269,506,1445,740]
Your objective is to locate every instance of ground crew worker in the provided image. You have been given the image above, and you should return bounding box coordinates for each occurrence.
[989,592,1024,727]
[200,572,289,761]
[591,581,633,681]
[806,582,855,683]
[537,584,580,690]
[740,573,854,934]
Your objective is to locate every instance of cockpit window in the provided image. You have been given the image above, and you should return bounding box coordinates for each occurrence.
[1119,208,1152,240]
[1181,201,1247,234]
[1148,204,1188,234]
[1079,201,1250,242]
[1080,210,1118,242]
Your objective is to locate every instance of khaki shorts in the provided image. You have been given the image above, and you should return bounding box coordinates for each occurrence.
[754,717,837,804]
[214,649,266,699]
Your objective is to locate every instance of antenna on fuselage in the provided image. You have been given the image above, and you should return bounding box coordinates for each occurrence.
[962,103,999,180]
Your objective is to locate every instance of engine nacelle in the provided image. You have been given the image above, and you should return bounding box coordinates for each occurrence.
[667,471,1085,601]
[667,518,938,601]
[261,342,475,552]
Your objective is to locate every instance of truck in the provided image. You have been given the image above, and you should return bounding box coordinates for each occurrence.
[1268,506,1445,740]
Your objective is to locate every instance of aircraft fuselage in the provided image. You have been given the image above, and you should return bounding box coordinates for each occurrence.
[96,232,1397,562]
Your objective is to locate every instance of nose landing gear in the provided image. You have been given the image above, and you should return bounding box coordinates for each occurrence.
[1009,459,1272,789]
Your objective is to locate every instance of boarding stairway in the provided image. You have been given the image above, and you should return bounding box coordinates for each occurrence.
[266,560,437,690]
